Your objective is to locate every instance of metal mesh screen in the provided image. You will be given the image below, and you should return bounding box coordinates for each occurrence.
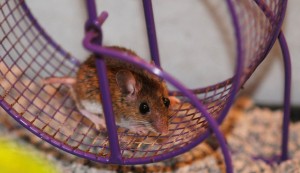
[0,0,286,164]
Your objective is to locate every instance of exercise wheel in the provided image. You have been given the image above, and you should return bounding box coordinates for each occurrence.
[0,0,291,172]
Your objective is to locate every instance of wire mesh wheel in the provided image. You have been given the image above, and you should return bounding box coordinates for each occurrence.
[0,0,289,172]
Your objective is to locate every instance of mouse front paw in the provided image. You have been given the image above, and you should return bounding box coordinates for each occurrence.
[78,108,106,130]
[93,120,106,131]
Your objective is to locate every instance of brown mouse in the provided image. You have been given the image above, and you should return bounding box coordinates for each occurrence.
[43,46,179,135]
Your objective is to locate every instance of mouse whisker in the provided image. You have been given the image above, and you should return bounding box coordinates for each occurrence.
[136,123,158,134]
[136,122,151,127]
[135,121,149,125]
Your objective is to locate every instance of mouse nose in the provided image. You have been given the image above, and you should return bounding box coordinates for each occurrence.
[159,126,169,135]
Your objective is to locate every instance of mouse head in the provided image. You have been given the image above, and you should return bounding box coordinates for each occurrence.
[115,69,170,135]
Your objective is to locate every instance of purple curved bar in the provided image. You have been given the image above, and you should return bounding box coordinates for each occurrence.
[216,0,244,127]
[142,0,161,68]
[20,1,80,67]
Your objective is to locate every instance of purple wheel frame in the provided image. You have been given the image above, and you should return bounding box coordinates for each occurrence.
[0,0,290,172]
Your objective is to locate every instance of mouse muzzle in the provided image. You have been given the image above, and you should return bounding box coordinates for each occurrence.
[152,114,169,135]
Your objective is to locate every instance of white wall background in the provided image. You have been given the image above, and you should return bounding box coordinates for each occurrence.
[26,0,299,105]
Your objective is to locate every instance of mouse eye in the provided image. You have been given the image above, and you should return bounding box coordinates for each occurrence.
[162,97,170,108]
[139,102,150,114]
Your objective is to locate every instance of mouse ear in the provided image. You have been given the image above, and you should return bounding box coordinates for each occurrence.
[116,70,141,100]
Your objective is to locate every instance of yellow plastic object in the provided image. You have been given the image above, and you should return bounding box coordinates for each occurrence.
[0,138,58,173]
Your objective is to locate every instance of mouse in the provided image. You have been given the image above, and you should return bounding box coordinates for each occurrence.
[43,46,180,135]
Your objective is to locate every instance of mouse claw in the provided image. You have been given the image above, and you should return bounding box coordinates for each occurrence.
[94,124,101,130]
[93,119,106,131]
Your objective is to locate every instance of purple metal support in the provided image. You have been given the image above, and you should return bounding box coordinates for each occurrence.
[142,0,161,68]
[278,31,291,161]
[94,57,122,163]
[253,0,290,163]
[84,0,122,163]
[85,0,99,33]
